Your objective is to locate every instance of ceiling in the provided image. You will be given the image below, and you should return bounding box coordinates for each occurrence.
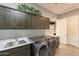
[33,3,79,15]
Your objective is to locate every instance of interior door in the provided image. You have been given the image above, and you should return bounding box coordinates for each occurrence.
[56,19,67,44]
[67,15,78,47]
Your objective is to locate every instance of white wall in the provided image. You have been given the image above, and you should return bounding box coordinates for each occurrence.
[67,15,78,47]
[78,15,79,47]
[0,3,58,39]
[57,11,79,47]
[56,18,67,44]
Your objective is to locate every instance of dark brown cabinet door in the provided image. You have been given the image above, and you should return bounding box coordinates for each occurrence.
[45,18,49,29]
[1,8,14,29]
[12,49,31,56]
[0,6,49,29]
[32,15,49,29]
[31,15,37,29]
[42,17,49,29]
[40,17,45,29]
[0,7,4,29]
[25,13,32,29]
[14,11,25,29]
[37,16,49,29]
[37,16,43,29]
[32,15,43,29]
[0,44,32,56]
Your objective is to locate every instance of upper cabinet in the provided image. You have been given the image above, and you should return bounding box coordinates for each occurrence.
[25,13,32,29]
[14,11,25,29]
[31,15,49,29]
[0,5,50,29]
[0,7,15,29]
[32,15,39,29]
[43,17,49,29]
[0,7,4,29]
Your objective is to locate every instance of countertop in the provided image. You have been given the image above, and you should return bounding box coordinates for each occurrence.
[0,35,58,52]
[0,37,34,52]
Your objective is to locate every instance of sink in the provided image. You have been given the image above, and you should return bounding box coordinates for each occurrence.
[5,42,16,48]
[0,37,33,52]
[17,40,27,45]
[0,39,16,51]
[4,37,31,48]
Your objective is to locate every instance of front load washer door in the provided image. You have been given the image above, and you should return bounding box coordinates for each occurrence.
[36,44,49,56]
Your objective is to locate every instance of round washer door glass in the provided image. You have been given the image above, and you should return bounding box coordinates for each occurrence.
[38,45,49,56]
